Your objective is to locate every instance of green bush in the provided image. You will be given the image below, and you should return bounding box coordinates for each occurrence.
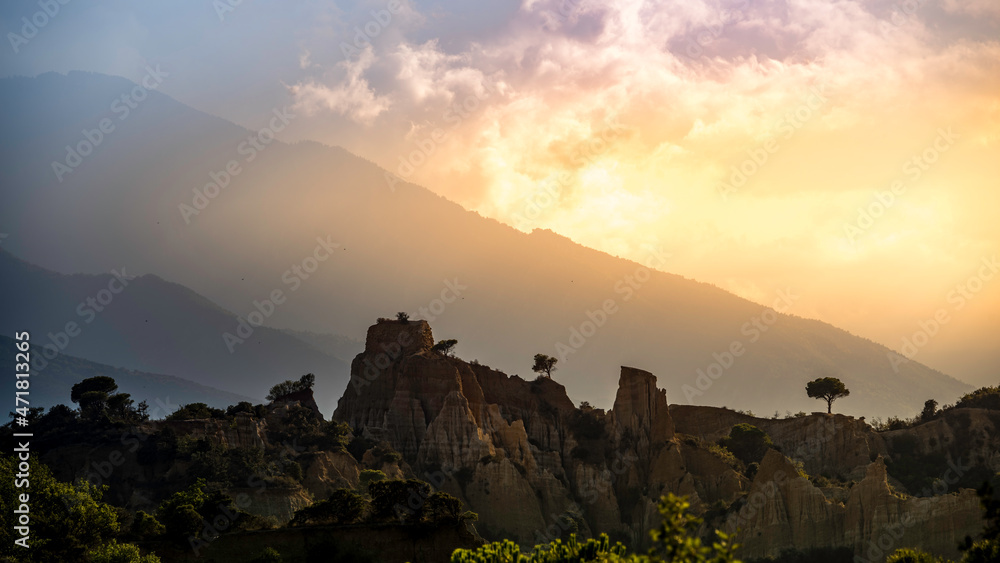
[886,548,947,563]
[719,424,774,466]
[451,494,738,563]
[86,540,161,563]
[961,540,1000,563]
[157,479,243,544]
[955,386,1000,411]
[166,403,225,421]
[0,456,127,562]
[380,449,403,464]
[709,444,742,471]
[368,479,431,523]
[129,511,165,540]
[452,534,625,563]
[359,469,387,492]
[421,491,466,525]
[266,374,316,402]
[291,489,369,526]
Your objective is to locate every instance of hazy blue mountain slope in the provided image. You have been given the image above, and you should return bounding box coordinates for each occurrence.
[0,72,970,417]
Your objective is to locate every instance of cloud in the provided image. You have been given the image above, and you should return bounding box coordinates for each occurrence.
[289,46,391,124]
[941,0,1000,20]
[284,1,998,366]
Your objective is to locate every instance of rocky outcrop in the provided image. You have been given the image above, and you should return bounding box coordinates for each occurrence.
[268,387,323,419]
[334,320,748,547]
[230,486,313,524]
[300,451,361,499]
[671,406,885,480]
[157,413,270,450]
[329,320,992,557]
[610,366,674,448]
[881,408,1000,478]
[727,451,983,561]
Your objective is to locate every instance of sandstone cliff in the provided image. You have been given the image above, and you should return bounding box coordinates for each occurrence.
[334,320,747,547]
[332,319,991,561]
[726,450,983,561]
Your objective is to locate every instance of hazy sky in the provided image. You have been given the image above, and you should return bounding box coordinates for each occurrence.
[2,0,998,385]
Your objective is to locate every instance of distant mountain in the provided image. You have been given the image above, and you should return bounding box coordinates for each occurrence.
[0,334,250,416]
[279,328,364,365]
[0,71,971,417]
[0,250,350,412]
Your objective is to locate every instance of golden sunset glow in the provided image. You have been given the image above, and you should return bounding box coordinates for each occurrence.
[279,0,1000,385]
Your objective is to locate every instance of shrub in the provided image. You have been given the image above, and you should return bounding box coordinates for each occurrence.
[452,494,739,562]
[810,474,831,488]
[266,374,316,402]
[165,403,225,421]
[157,479,244,544]
[886,548,947,563]
[719,424,774,465]
[359,469,386,492]
[130,511,165,540]
[0,456,123,562]
[422,492,465,525]
[709,444,741,470]
[86,540,161,563]
[921,400,939,422]
[381,450,403,464]
[432,339,458,357]
[368,479,431,523]
[226,401,266,419]
[285,460,304,482]
[290,489,369,526]
[955,386,1000,411]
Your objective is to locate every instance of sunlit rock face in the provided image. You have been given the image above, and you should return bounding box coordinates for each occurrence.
[726,451,982,561]
[333,319,988,556]
[671,406,886,479]
[333,320,749,546]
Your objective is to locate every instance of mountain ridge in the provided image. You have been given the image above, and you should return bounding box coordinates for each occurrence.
[0,249,351,412]
[0,70,971,418]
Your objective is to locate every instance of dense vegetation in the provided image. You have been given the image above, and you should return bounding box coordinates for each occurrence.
[452,494,739,563]
[0,456,160,562]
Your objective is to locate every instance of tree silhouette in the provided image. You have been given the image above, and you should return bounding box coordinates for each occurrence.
[432,339,458,357]
[806,377,850,413]
[266,373,316,401]
[920,399,938,422]
[532,354,558,378]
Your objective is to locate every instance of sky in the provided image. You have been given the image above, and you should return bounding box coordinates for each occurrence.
[2,0,998,386]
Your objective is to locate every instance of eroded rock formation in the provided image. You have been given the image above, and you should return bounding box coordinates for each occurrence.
[332,319,989,560]
[334,320,746,546]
